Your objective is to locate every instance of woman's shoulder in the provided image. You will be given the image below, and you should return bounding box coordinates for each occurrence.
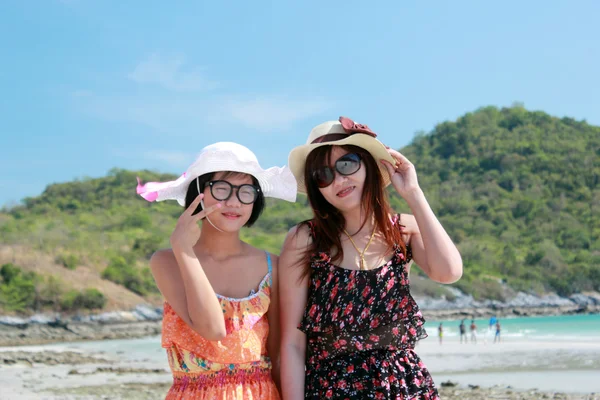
[240,244,275,264]
[149,248,177,269]
[237,246,282,280]
[284,221,313,250]
[293,220,313,236]
[277,220,312,244]
[394,213,418,232]
[275,222,313,267]
[390,212,418,246]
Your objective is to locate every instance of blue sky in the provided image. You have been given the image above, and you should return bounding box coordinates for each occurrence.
[1,1,599,207]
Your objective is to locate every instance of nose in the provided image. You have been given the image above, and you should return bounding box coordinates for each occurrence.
[332,170,349,187]
[224,189,242,207]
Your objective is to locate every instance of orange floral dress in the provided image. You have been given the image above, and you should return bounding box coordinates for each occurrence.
[162,252,280,400]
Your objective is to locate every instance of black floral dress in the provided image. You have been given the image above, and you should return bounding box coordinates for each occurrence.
[298,220,439,400]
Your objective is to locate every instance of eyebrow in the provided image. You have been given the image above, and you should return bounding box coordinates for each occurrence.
[214,172,253,182]
[329,152,350,166]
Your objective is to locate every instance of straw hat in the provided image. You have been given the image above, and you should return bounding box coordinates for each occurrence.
[288,116,394,193]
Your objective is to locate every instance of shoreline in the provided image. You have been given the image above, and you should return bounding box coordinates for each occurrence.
[1,329,599,398]
[421,304,600,321]
[0,320,162,347]
[0,306,598,347]
[2,352,598,400]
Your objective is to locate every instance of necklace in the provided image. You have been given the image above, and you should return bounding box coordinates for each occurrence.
[343,225,377,270]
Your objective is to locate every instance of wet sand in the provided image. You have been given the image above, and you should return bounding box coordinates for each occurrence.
[1,333,599,399]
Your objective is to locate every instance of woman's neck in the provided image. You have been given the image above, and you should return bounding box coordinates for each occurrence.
[195,224,245,259]
[341,206,374,235]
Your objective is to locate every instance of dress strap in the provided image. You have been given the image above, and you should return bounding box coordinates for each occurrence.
[265,251,272,285]
[393,213,413,261]
[306,220,316,239]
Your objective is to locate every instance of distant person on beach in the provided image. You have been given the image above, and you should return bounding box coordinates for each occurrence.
[459,319,467,344]
[489,315,497,331]
[137,142,296,399]
[470,319,477,343]
[494,320,502,343]
[438,323,444,345]
[483,315,497,345]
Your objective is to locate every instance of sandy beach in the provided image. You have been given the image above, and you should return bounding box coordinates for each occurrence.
[0,319,163,347]
[1,329,599,400]
[1,313,598,399]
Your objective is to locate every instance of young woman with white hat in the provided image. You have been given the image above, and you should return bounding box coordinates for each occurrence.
[279,117,462,399]
[137,142,296,399]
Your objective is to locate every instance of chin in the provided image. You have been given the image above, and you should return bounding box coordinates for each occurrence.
[328,198,361,213]
[215,217,250,232]
[327,191,362,212]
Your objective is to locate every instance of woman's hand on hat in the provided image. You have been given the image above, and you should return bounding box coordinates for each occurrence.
[170,194,222,251]
[381,149,421,200]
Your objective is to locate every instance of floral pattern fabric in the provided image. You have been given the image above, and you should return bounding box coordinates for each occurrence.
[162,256,280,400]
[299,219,439,399]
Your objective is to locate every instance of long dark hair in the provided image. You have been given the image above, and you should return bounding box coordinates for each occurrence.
[297,144,406,279]
[184,171,265,227]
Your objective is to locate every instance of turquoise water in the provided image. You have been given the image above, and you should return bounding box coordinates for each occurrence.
[49,314,600,360]
[10,313,599,393]
[419,314,600,393]
[424,313,600,342]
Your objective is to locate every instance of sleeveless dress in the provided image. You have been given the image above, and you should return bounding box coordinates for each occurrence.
[299,219,439,399]
[162,252,280,400]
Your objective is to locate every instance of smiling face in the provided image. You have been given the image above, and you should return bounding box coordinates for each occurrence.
[314,146,367,213]
[300,143,405,276]
[200,172,257,232]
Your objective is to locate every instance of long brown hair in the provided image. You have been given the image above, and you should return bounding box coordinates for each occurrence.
[297,144,407,279]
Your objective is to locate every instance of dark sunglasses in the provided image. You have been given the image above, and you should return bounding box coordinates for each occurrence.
[312,153,362,188]
[208,180,260,204]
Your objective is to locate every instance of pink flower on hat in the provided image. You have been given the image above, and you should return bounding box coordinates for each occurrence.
[339,116,377,137]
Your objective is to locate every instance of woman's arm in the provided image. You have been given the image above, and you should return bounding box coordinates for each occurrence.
[267,253,281,392]
[150,247,228,340]
[150,195,227,341]
[382,151,462,283]
[400,196,462,283]
[279,225,311,400]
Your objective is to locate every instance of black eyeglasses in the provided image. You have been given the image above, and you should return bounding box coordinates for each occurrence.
[208,180,261,204]
[311,153,362,188]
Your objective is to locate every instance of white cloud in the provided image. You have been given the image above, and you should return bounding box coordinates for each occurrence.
[74,91,332,133]
[73,53,332,136]
[215,96,333,131]
[128,53,218,92]
[74,92,209,132]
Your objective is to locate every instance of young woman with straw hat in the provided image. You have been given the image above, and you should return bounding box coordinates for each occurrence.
[279,117,462,399]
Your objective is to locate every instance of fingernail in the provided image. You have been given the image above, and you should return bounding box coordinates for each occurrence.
[216,203,222,208]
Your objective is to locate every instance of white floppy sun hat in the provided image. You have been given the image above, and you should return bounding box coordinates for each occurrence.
[137,142,297,205]
[288,116,395,194]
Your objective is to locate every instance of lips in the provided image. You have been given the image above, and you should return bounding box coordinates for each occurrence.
[336,186,355,198]
[221,212,242,220]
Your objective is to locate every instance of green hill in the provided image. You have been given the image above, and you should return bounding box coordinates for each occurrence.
[1,105,598,313]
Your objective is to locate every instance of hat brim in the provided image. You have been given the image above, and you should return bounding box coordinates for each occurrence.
[137,148,297,205]
[288,135,395,194]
